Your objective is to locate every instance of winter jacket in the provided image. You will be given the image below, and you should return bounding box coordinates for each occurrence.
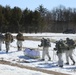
[66,38,76,49]
[16,33,24,41]
[38,38,51,47]
[4,33,13,42]
[55,41,68,54]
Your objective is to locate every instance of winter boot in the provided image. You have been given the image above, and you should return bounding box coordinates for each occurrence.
[70,56,75,65]
[40,59,45,61]
[72,61,75,65]
[48,57,51,61]
[6,50,8,53]
[65,62,69,65]
[18,46,21,51]
[59,65,63,68]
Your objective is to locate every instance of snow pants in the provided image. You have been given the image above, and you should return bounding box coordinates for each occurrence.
[5,42,10,53]
[42,47,51,60]
[65,49,75,64]
[0,42,2,50]
[17,41,22,51]
[0,40,3,50]
[57,53,63,67]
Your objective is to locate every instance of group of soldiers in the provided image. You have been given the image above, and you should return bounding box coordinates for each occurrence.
[38,37,76,67]
[0,32,76,67]
[0,32,24,53]
[54,38,76,67]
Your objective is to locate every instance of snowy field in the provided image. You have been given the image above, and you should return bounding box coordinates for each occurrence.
[0,33,76,75]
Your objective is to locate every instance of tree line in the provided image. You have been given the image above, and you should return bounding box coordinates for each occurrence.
[0,5,76,33]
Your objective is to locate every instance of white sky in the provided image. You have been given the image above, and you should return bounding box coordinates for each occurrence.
[0,0,76,10]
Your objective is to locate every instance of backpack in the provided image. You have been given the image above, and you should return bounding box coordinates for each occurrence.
[67,39,75,45]
[55,40,68,53]
[16,33,24,41]
[66,39,75,49]
[41,38,51,47]
[5,32,13,42]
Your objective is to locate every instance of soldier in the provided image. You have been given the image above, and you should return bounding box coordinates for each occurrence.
[16,32,24,51]
[4,32,13,53]
[0,33,4,50]
[38,38,51,61]
[54,39,66,67]
[65,38,75,65]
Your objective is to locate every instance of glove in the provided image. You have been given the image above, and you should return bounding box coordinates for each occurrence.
[38,45,40,47]
[67,47,69,50]
[38,45,41,47]
[54,48,57,50]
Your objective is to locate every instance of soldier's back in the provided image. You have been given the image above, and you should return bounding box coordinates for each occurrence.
[16,32,24,41]
[5,32,13,42]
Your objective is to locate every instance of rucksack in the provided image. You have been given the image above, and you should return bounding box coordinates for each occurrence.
[66,39,75,49]
[16,33,24,41]
[55,40,68,53]
[5,32,13,42]
[42,38,51,47]
[67,39,75,46]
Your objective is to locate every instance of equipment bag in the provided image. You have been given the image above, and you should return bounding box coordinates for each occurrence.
[24,48,40,59]
[41,38,51,47]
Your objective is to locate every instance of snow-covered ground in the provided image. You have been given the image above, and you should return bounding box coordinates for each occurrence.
[0,33,76,75]
[0,64,51,75]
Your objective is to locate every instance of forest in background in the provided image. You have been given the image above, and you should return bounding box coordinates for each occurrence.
[0,5,76,33]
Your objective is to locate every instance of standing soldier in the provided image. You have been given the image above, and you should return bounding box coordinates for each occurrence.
[54,40,65,67]
[65,38,75,65]
[0,33,4,50]
[16,32,24,51]
[38,38,51,61]
[4,32,13,53]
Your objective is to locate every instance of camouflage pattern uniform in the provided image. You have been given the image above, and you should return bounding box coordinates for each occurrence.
[4,32,13,53]
[65,38,75,65]
[16,32,24,51]
[38,38,51,61]
[54,40,65,67]
[0,33,4,50]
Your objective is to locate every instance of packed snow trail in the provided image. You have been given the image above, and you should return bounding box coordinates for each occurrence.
[0,60,69,75]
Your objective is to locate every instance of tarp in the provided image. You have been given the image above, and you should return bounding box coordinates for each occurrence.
[24,48,40,59]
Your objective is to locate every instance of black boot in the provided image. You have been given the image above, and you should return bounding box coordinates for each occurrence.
[72,61,75,65]
[65,62,69,65]
[59,65,63,68]
[40,59,45,61]
[48,57,51,61]
[6,50,8,53]
[18,46,21,51]
[70,56,75,65]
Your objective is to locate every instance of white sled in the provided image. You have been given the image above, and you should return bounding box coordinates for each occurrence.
[23,48,40,59]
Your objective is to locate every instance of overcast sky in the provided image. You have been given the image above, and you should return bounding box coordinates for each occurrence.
[0,0,76,10]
